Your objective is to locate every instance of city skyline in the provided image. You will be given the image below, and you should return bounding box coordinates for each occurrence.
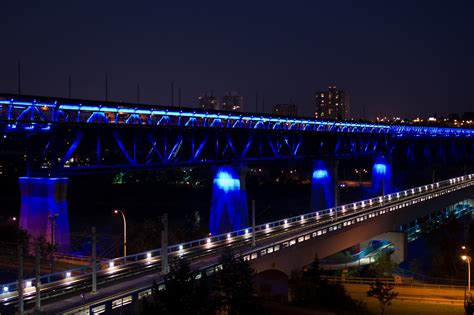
[0,1,473,119]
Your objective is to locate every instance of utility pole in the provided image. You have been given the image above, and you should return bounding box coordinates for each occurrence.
[334,181,338,221]
[178,87,181,106]
[35,240,42,311]
[334,161,339,221]
[252,200,256,246]
[48,214,58,273]
[18,244,24,315]
[161,213,169,274]
[382,178,385,205]
[91,226,98,294]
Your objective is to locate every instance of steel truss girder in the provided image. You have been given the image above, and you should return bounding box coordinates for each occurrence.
[21,124,395,174]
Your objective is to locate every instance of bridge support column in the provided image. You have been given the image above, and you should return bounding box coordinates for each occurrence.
[311,160,338,211]
[209,166,249,235]
[361,231,407,264]
[19,177,70,252]
[371,156,393,195]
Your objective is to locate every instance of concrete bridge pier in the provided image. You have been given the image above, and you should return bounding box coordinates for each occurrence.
[19,177,71,252]
[360,231,407,264]
[208,166,249,235]
[310,160,338,211]
[371,156,393,195]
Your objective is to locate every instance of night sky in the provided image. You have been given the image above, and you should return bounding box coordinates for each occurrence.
[1,1,473,119]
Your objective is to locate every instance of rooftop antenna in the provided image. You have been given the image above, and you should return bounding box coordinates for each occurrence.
[17,60,21,95]
[171,81,174,106]
[255,92,259,113]
[137,84,140,105]
[105,72,108,102]
[68,75,72,98]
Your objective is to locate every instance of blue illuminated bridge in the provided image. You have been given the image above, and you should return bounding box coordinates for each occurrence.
[1,93,474,313]
[0,93,473,174]
[2,93,474,251]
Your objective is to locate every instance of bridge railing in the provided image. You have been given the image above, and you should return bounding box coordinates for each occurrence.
[1,173,473,299]
[321,275,467,290]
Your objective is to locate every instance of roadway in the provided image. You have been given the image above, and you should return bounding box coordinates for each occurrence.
[2,174,474,313]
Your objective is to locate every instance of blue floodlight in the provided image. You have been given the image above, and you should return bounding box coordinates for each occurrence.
[209,167,248,235]
[373,163,387,175]
[312,169,329,179]
[214,171,240,193]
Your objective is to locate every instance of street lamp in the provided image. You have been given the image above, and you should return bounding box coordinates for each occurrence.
[462,255,471,293]
[114,210,127,257]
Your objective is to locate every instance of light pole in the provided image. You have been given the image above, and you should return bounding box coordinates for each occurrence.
[462,255,472,293]
[114,210,127,257]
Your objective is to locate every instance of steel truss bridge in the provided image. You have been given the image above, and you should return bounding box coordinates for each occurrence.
[0,174,473,313]
[0,94,473,174]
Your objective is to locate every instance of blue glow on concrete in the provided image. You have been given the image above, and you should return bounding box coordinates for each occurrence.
[311,160,335,211]
[312,169,329,179]
[209,167,249,235]
[373,163,387,175]
[214,171,240,192]
[372,156,393,194]
[19,177,70,252]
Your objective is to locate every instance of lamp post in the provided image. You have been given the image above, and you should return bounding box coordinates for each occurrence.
[114,210,127,257]
[462,255,471,293]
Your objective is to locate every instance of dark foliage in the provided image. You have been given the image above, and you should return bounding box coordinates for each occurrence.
[289,256,368,314]
[214,248,263,315]
[138,258,212,315]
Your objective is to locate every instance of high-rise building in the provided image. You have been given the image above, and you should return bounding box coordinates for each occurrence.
[272,104,298,117]
[315,85,350,120]
[198,92,220,110]
[222,92,243,112]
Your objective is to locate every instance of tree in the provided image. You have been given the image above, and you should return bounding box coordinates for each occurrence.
[289,256,368,313]
[464,293,474,315]
[139,257,211,315]
[214,248,260,314]
[367,279,398,315]
[369,253,397,277]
